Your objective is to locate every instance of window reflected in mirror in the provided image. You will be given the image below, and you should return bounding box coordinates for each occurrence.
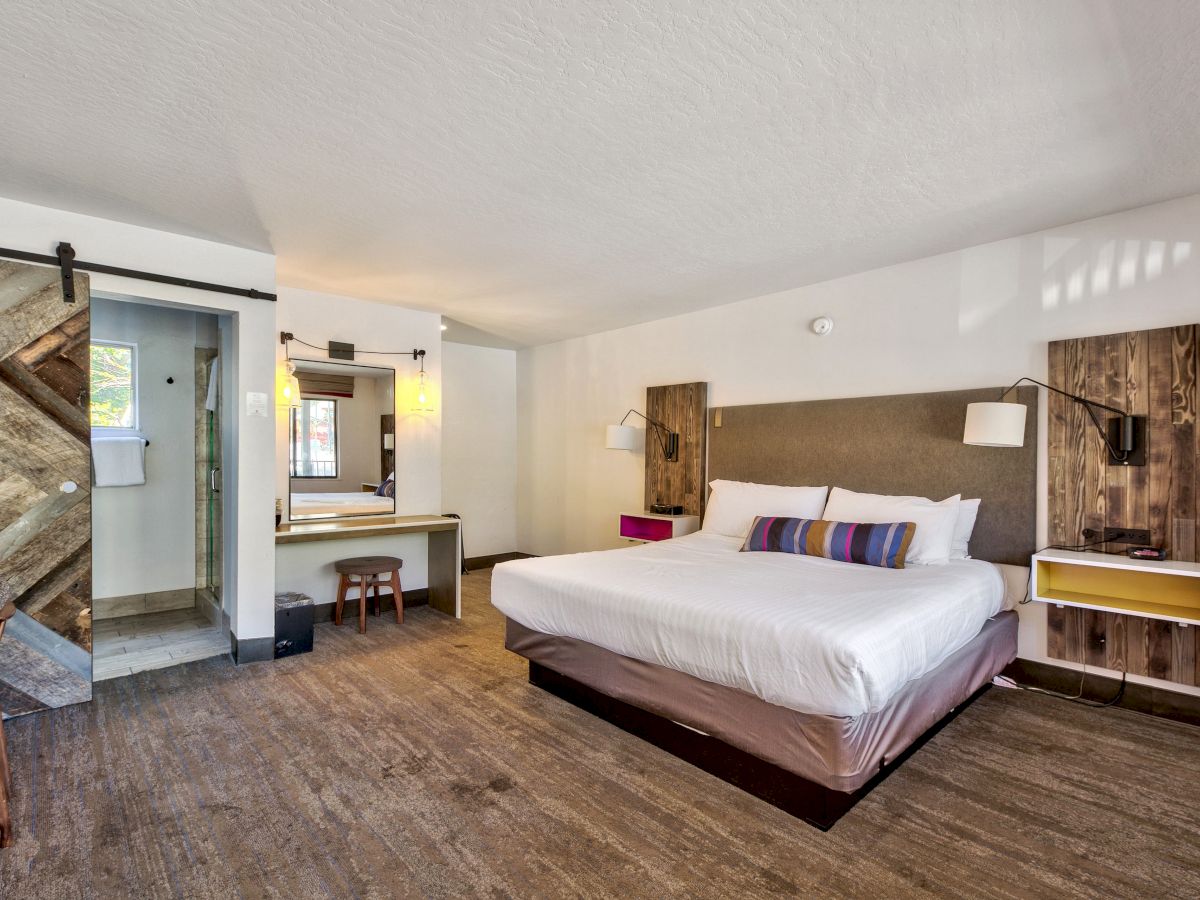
[287,359,396,520]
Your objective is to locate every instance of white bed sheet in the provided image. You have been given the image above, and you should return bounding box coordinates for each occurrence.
[290,492,394,517]
[492,531,1006,717]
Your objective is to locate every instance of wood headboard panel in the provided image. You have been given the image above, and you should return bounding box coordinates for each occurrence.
[1048,325,1198,560]
[707,387,1038,565]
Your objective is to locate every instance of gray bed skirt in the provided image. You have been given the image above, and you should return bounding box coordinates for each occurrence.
[506,611,1018,793]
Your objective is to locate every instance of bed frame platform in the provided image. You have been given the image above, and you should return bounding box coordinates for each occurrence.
[529,660,991,831]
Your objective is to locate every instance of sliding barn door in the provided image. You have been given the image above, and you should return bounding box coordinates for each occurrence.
[0,260,92,716]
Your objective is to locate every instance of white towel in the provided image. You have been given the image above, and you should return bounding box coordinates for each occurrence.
[92,435,147,487]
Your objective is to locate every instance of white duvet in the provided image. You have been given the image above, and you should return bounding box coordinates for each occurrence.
[491,531,1007,718]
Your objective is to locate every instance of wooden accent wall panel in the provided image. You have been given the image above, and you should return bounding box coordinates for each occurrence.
[644,382,708,517]
[1047,325,1199,685]
[1048,325,1198,558]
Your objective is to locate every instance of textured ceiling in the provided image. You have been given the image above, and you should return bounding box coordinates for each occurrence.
[2,2,1199,345]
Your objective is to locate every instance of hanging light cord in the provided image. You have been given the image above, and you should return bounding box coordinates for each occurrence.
[286,336,426,358]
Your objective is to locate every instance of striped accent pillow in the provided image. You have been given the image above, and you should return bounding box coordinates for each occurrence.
[740,516,916,569]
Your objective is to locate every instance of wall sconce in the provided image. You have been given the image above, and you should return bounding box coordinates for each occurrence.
[964,377,1145,466]
[382,433,395,450]
[605,409,679,461]
[412,348,432,410]
[281,360,302,409]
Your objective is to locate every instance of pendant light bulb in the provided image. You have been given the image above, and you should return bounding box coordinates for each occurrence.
[283,360,302,408]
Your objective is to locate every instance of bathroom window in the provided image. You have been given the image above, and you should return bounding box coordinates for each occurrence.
[290,398,338,478]
[90,342,138,429]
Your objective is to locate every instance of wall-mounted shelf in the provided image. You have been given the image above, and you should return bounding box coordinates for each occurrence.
[619,511,700,543]
[1032,549,1200,626]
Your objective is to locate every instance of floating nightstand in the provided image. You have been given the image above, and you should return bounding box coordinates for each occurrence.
[619,511,700,543]
[1031,549,1200,626]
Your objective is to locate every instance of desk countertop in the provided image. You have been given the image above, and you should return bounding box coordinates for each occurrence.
[275,515,459,545]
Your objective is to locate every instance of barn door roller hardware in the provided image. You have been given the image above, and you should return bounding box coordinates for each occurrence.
[0,242,277,304]
[57,242,77,302]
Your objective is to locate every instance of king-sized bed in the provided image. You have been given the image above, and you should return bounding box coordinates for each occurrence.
[492,387,1038,829]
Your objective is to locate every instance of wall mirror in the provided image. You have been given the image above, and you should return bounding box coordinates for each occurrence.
[288,359,396,520]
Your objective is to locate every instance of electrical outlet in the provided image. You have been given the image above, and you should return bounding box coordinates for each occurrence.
[1103,527,1151,544]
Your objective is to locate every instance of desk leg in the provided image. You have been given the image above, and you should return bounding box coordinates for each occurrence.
[427,528,460,617]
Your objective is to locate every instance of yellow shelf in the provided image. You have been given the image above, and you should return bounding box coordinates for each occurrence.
[1034,554,1200,626]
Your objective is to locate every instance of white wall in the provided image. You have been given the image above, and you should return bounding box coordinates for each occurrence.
[517,192,1200,695]
[91,299,214,599]
[0,195,279,644]
[442,342,518,559]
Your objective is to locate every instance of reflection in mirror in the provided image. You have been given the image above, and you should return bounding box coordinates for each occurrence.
[288,359,396,520]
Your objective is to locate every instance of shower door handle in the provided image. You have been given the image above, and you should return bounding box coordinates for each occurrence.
[209,468,221,494]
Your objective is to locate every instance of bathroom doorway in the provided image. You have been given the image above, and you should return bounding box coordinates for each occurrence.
[90,296,231,679]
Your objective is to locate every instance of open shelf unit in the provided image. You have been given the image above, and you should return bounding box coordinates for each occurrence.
[1032,549,1200,626]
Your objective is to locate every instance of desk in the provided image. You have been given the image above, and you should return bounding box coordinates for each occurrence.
[275,515,461,617]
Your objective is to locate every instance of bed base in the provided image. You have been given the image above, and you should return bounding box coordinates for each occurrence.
[529,660,990,831]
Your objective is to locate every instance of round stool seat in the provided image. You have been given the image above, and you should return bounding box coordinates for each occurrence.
[334,555,403,576]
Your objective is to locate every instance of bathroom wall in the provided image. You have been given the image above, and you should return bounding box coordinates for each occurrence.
[91,297,217,599]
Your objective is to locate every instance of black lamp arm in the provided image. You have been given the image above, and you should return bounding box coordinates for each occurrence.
[618,409,679,460]
[999,377,1132,462]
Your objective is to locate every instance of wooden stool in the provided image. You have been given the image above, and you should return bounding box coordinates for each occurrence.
[333,556,404,634]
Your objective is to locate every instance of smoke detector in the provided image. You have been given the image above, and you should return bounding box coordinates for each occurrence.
[811,316,834,336]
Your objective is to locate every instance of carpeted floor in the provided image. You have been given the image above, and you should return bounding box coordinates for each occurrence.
[2,569,1199,899]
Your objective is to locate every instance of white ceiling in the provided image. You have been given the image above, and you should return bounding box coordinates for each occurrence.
[2,2,1198,346]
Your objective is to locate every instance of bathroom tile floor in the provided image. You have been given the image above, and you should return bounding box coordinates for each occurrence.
[93,606,228,681]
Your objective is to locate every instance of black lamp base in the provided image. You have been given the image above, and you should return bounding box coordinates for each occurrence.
[1107,415,1146,466]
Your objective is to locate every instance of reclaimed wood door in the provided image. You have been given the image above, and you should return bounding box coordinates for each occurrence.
[0,260,92,716]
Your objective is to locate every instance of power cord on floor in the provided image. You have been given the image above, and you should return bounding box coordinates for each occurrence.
[994,668,1127,709]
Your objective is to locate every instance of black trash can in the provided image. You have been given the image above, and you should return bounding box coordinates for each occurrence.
[274,592,314,659]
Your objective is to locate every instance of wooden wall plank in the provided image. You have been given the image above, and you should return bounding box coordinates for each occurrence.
[1062,338,1088,544]
[1125,616,1150,677]
[1102,332,1126,536]
[1103,612,1127,673]
[1084,336,1106,540]
[1147,327,1175,549]
[1147,619,1173,681]
[1083,609,1107,668]
[1047,340,1067,546]
[1125,330,1150,533]
[1062,607,1087,664]
[1046,605,1066,660]
[1171,325,1197,562]
[1171,624,1197,687]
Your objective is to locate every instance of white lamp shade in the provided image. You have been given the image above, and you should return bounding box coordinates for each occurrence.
[963,401,1027,447]
[605,424,638,450]
[382,433,395,450]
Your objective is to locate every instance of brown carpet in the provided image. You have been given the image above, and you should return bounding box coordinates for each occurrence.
[2,569,1199,899]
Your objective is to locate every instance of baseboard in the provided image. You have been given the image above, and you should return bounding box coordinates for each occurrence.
[93,587,196,620]
[229,634,272,665]
[1001,658,1200,727]
[311,588,430,623]
[465,551,534,571]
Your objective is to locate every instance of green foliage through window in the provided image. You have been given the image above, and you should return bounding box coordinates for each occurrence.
[90,343,136,428]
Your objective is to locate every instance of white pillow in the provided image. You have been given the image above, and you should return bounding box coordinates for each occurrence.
[821,488,961,566]
[702,480,829,538]
[950,498,981,559]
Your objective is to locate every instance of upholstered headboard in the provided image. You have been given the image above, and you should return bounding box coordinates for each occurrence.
[707,387,1038,565]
